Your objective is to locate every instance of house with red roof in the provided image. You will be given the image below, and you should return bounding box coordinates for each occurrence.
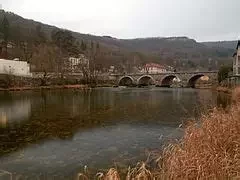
[141,63,169,74]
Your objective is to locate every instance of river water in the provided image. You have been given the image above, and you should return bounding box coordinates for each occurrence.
[0,88,230,179]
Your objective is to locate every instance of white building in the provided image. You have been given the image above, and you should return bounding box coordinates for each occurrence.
[141,63,168,74]
[67,54,89,72]
[0,59,32,77]
[109,66,115,73]
[233,41,240,76]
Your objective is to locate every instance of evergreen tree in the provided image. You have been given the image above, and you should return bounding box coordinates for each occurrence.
[218,65,232,83]
[35,24,46,44]
[81,40,87,51]
[96,42,100,49]
[2,15,10,42]
[51,29,78,56]
[91,41,94,49]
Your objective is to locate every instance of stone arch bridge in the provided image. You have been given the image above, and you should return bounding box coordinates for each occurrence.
[110,71,218,88]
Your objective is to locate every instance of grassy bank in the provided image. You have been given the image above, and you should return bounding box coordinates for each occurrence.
[0,84,116,92]
[0,74,116,91]
[0,84,96,91]
[78,88,240,180]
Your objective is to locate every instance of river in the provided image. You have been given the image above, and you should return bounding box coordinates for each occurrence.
[0,88,230,179]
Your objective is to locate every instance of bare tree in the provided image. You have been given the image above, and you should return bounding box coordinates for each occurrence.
[51,29,80,84]
[86,41,100,86]
[20,41,33,62]
[0,15,10,58]
[31,43,60,85]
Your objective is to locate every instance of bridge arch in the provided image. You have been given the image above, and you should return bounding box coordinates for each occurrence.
[118,76,134,86]
[188,74,208,88]
[161,75,181,87]
[137,75,155,86]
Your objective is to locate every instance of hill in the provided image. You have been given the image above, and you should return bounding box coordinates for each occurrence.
[202,41,237,50]
[0,10,236,72]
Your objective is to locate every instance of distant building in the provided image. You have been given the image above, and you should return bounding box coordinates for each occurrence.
[7,42,15,49]
[166,65,175,72]
[228,40,240,87]
[66,54,89,73]
[0,58,32,77]
[109,66,115,73]
[233,40,240,76]
[141,63,168,74]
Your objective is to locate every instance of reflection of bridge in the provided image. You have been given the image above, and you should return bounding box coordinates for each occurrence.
[110,71,218,88]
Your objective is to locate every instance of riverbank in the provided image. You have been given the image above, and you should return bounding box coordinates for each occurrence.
[0,84,94,91]
[78,87,240,180]
[0,84,117,91]
[0,73,116,91]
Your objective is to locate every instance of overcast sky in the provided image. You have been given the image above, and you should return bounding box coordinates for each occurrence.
[1,0,240,42]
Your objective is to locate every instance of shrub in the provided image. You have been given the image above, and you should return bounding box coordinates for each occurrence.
[218,65,232,83]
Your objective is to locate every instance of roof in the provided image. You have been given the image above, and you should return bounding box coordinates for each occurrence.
[145,63,166,69]
[233,40,240,56]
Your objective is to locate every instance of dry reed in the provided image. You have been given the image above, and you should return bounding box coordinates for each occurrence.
[232,87,240,102]
[160,88,240,179]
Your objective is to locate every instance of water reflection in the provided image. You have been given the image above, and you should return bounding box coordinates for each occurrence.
[0,88,230,179]
[217,92,232,109]
[0,112,7,128]
[0,99,31,126]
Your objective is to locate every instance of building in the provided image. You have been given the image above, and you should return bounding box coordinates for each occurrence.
[66,54,89,73]
[7,42,15,49]
[141,63,168,74]
[108,66,115,73]
[228,40,240,87]
[233,40,240,76]
[0,58,32,77]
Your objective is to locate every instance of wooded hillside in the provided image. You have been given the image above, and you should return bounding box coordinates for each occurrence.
[0,10,235,72]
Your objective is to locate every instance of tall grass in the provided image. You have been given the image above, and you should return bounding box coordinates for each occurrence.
[79,88,240,180]
[232,87,240,102]
[160,87,240,179]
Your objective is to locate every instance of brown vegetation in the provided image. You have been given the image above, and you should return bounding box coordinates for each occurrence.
[216,86,233,94]
[0,84,90,91]
[159,87,240,179]
[161,106,240,179]
[232,87,240,102]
